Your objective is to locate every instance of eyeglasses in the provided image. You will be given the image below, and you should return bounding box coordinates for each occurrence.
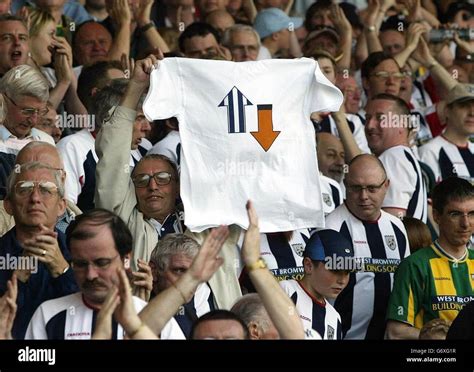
[70,254,120,271]
[4,94,49,117]
[446,211,474,221]
[370,71,405,80]
[132,171,173,188]
[346,178,387,194]
[14,180,59,198]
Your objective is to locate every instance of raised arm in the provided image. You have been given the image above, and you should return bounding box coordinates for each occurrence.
[135,0,170,54]
[106,0,132,62]
[139,226,230,336]
[95,55,158,218]
[241,201,305,339]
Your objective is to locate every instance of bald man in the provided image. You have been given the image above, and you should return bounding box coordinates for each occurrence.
[205,9,235,36]
[0,142,81,236]
[325,154,410,339]
[0,141,79,338]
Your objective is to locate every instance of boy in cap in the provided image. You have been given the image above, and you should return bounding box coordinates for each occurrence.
[280,229,354,339]
[253,7,302,59]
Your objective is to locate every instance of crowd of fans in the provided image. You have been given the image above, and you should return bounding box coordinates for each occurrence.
[0,0,474,341]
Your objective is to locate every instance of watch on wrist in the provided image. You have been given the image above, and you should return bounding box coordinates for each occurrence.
[246,257,267,272]
[139,21,155,33]
[366,25,376,32]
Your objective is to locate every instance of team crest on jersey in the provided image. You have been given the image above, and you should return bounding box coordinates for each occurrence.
[322,193,332,206]
[384,235,396,250]
[292,243,304,257]
[327,325,335,340]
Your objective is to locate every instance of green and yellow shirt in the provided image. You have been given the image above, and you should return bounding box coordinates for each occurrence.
[387,243,474,328]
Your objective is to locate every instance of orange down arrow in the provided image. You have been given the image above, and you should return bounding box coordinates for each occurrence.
[250,104,280,152]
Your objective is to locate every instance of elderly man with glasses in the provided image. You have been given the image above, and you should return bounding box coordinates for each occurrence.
[0,161,77,339]
[95,55,242,311]
[0,65,54,200]
[325,153,410,339]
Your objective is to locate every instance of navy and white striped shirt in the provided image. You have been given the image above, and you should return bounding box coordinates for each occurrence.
[173,283,215,338]
[280,279,342,340]
[325,203,410,339]
[25,292,185,339]
[238,229,311,283]
[419,135,474,183]
[379,145,428,222]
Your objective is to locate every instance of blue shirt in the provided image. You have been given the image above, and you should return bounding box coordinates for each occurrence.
[0,228,78,339]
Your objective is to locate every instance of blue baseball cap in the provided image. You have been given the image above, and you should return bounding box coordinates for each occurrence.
[304,229,354,262]
[253,8,303,39]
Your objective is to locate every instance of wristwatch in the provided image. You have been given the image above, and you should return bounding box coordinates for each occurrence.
[138,21,155,33]
[246,258,267,272]
[366,25,376,32]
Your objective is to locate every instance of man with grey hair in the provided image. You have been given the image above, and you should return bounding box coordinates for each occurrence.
[148,233,216,338]
[0,162,78,339]
[0,141,81,236]
[231,293,279,339]
[221,24,261,62]
[57,78,151,211]
[0,64,53,200]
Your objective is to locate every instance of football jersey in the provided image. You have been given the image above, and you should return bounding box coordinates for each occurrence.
[325,203,410,339]
[319,113,371,153]
[25,292,185,339]
[237,229,311,282]
[173,282,215,338]
[419,135,474,184]
[280,279,342,340]
[379,145,428,222]
[387,243,474,328]
[320,174,343,216]
[143,57,343,233]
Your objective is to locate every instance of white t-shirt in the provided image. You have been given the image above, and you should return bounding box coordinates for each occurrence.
[257,45,272,60]
[147,130,181,166]
[143,57,343,232]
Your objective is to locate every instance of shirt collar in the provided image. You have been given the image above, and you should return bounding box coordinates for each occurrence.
[0,125,13,140]
[0,125,38,140]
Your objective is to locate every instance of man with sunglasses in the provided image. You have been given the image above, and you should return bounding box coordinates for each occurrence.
[95,55,242,311]
[95,55,185,274]
[325,154,410,339]
[0,162,77,339]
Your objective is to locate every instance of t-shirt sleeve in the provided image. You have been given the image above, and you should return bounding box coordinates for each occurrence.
[142,59,182,121]
[380,151,413,210]
[419,143,441,183]
[387,257,423,327]
[308,61,344,114]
